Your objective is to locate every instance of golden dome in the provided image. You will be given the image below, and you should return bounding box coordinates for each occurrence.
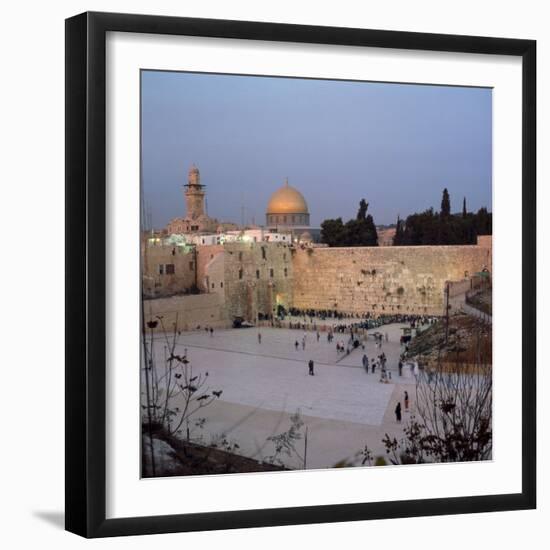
[266,179,309,214]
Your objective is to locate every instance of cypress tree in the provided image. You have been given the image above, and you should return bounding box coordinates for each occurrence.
[462,196,467,218]
[364,214,378,246]
[441,188,451,218]
[357,198,368,220]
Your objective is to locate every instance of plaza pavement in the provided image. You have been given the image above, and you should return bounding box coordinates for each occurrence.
[149,323,420,470]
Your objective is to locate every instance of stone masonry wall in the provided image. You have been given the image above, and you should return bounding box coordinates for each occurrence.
[142,243,196,298]
[196,245,224,292]
[291,244,491,316]
[223,241,293,322]
[144,293,228,331]
[476,235,493,273]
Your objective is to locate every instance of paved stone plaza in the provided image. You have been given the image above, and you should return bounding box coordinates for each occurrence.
[150,323,420,470]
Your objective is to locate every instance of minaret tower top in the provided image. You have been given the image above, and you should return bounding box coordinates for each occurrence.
[187,164,201,187]
[184,164,206,220]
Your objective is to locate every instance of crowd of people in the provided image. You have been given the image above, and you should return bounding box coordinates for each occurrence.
[285,307,439,325]
[274,307,440,333]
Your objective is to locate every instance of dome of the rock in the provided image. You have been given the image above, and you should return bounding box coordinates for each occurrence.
[266,179,310,227]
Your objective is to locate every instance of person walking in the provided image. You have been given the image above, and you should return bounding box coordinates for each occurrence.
[398,360,403,377]
[404,390,409,411]
[316,331,320,342]
[257,332,262,344]
[308,359,315,376]
[362,354,369,372]
[294,340,299,351]
[395,401,402,423]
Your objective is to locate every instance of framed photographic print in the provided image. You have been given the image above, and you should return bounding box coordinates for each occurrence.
[65,11,536,538]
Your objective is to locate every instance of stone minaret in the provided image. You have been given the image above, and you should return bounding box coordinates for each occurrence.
[184,165,206,220]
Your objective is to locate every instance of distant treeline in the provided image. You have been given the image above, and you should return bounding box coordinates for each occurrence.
[393,189,492,246]
[320,190,492,248]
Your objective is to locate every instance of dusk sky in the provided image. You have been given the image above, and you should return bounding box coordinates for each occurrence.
[141,70,492,229]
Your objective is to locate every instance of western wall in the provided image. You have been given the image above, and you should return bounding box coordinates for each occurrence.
[291,240,491,316]
[143,238,491,325]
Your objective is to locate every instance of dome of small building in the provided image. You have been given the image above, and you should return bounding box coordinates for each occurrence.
[266,179,309,215]
[299,231,313,243]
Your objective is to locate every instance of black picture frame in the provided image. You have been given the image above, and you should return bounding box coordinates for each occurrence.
[65,11,536,538]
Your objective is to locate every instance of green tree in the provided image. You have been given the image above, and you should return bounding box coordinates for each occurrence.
[474,207,492,235]
[357,198,369,220]
[364,214,378,246]
[342,217,378,247]
[320,217,345,247]
[320,200,378,247]
[441,188,451,218]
